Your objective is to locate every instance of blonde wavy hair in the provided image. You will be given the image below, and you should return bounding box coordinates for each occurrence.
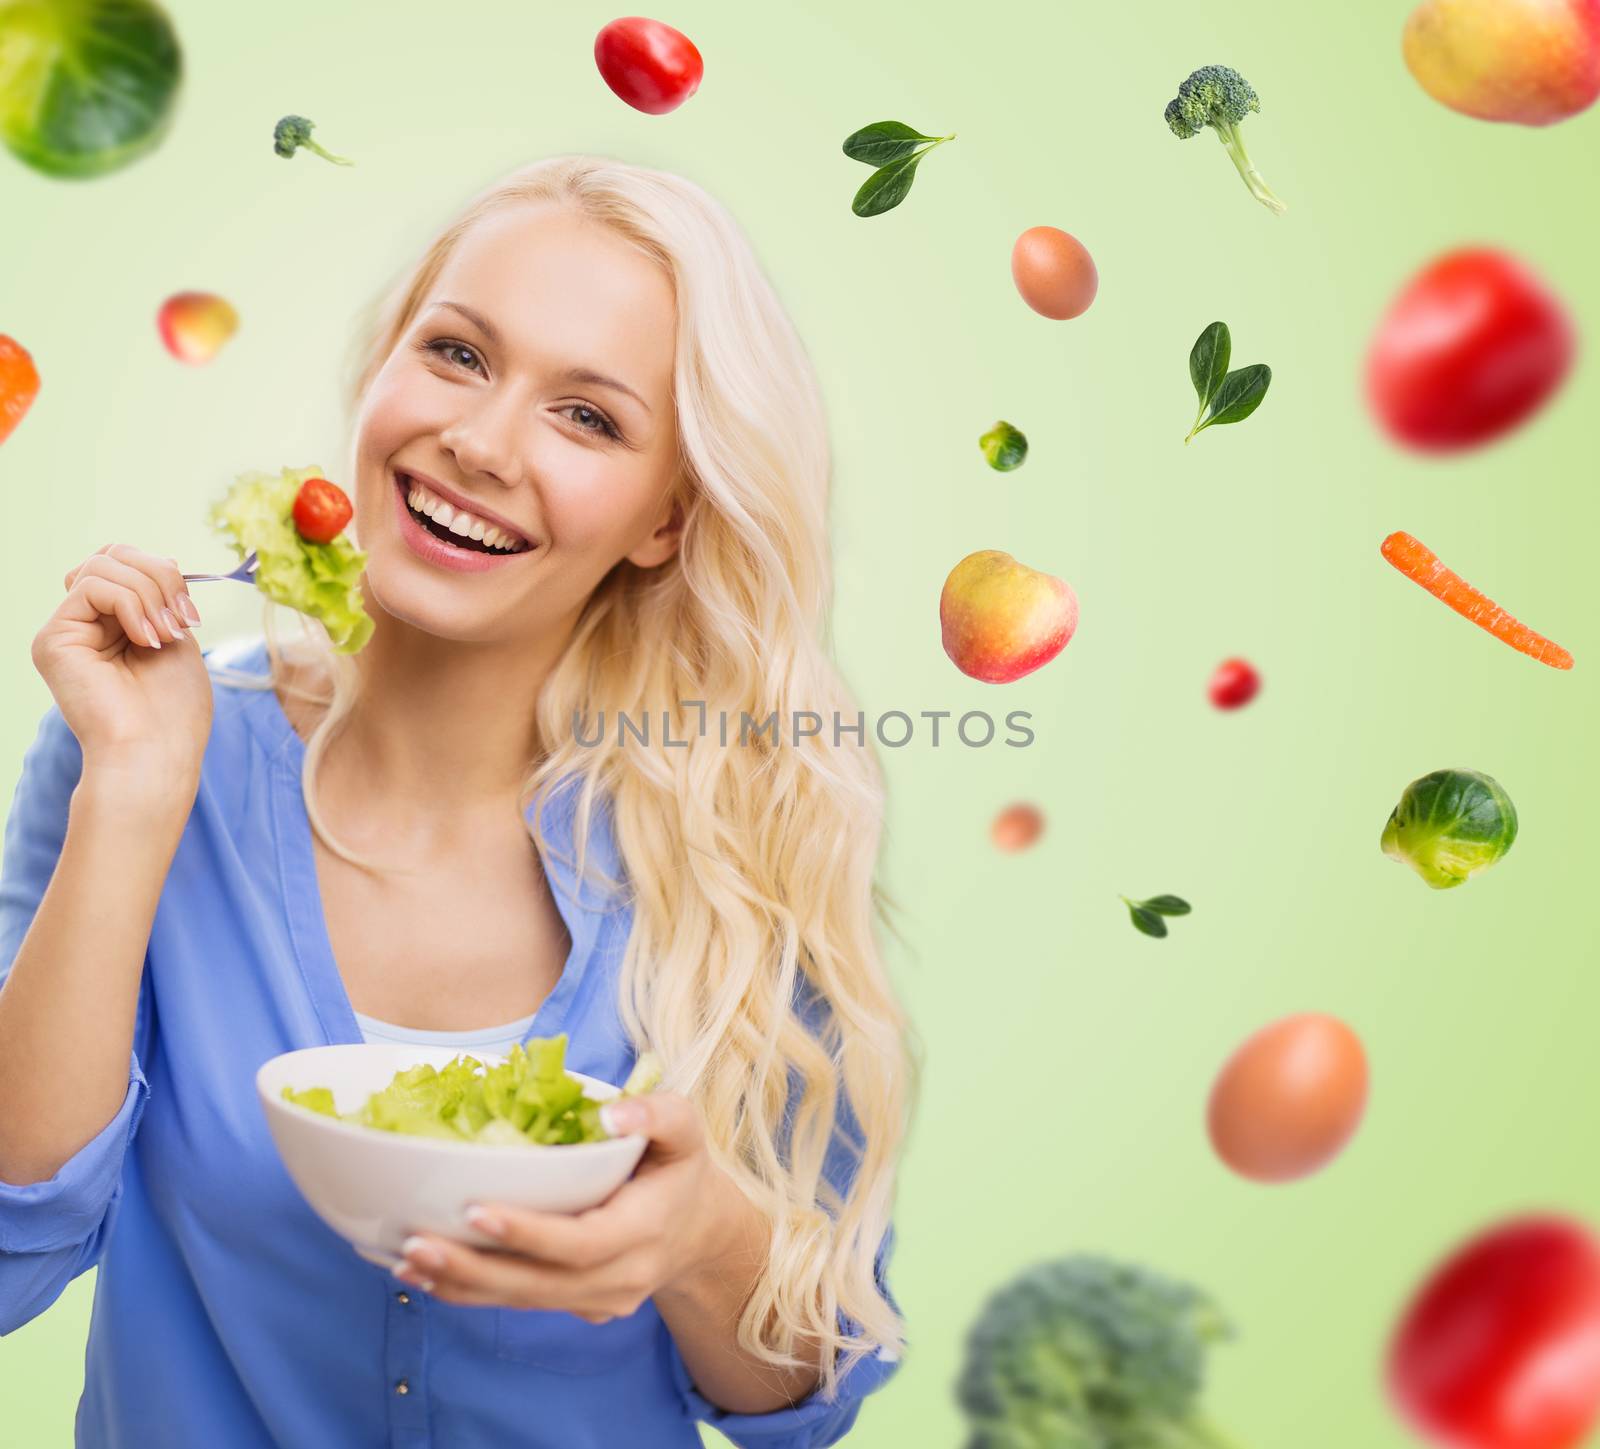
[212,154,919,1399]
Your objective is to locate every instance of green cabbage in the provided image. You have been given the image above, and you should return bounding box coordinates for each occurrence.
[282,1036,663,1147]
[209,465,374,654]
[1381,768,1518,890]
[0,0,183,179]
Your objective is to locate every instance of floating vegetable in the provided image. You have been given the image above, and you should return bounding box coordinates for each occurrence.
[1381,767,1517,890]
[283,1036,665,1147]
[1381,531,1572,669]
[1208,657,1261,710]
[1120,893,1191,938]
[1388,1215,1600,1449]
[841,121,956,217]
[1366,249,1574,453]
[157,292,238,364]
[958,1254,1247,1449]
[1208,1013,1369,1183]
[1164,65,1286,216]
[593,15,703,114]
[1010,226,1098,320]
[0,0,182,179]
[272,114,353,165]
[210,465,373,653]
[1186,322,1271,443]
[978,420,1028,471]
[0,335,40,446]
[990,802,1044,852]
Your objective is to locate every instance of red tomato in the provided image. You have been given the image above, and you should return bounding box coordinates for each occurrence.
[594,17,703,115]
[1388,1215,1600,1449]
[1366,249,1575,453]
[292,477,353,544]
[1208,658,1261,710]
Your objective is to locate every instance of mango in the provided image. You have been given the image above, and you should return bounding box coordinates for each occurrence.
[1403,0,1600,125]
[939,550,1077,684]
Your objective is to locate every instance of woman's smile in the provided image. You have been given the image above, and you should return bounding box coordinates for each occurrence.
[391,469,539,574]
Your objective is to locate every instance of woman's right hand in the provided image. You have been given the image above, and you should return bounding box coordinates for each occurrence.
[32,544,215,788]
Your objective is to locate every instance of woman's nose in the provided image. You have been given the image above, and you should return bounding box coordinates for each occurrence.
[438,399,527,487]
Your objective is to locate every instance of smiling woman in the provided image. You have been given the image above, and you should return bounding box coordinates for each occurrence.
[0,153,914,1449]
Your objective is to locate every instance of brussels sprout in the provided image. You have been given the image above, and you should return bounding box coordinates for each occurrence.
[1381,768,1518,890]
[979,420,1028,471]
[0,0,182,180]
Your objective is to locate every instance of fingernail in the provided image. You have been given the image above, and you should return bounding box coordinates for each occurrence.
[401,1235,445,1270]
[176,594,201,626]
[465,1205,505,1238]
[160,608,183,640]
[142,619,162,649]
[600,1102,641,1136]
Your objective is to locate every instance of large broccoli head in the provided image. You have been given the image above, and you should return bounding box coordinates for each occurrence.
[1165,66,1261,138]
[957,1254,1246,1449]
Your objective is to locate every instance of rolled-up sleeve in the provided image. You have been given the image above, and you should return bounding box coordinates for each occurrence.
[0,704,152,1336]
[670,1224,903,1448]
[671,977,907,1447]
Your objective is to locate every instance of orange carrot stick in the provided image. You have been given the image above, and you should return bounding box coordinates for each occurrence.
[1381,531,1573,670]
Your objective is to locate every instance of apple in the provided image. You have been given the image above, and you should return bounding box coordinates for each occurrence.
[158,292,239,364]
[1403,0,1600,124]
[940,550,1078,684]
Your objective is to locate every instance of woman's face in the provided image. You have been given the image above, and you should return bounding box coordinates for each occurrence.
[352,201,682,644]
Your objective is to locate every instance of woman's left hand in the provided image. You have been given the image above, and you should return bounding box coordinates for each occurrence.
[393,1091,751,1322]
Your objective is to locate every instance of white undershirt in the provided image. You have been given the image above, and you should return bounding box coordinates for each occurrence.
[351,1009,539,1060]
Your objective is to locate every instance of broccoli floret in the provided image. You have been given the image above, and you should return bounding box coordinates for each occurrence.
[957,1254,1248,1449]
[1164,66,1285,216]
[272,115,354,166]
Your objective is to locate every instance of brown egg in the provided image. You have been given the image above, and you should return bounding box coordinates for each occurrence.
[990,802,1045,852]
[1207,1013,1369,1183]
[1011,226,1099,320]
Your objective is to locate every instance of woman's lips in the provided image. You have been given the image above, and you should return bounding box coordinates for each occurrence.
[392,473,536,574]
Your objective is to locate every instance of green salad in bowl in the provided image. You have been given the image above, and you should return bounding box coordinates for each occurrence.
[282,1035,663,1147]
[209,464,374,653]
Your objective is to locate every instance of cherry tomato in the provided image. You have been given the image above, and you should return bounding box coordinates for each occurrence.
[1388,1215,1600,1449]
[594,17,703,115]
[1366,249,1575,453]
[1208,658,1261,710]
[292,477,353,544]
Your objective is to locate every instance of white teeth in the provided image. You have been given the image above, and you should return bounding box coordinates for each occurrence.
[401,475,526,551]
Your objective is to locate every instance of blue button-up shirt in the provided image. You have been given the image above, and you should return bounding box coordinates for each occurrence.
[0,638,901,1448]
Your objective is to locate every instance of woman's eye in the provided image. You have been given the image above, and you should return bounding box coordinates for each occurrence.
[564,404,620,440]
[423,339,483,372]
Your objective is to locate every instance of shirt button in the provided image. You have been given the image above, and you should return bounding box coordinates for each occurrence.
[396,1291,411,1305]
[395,1379,410,1396]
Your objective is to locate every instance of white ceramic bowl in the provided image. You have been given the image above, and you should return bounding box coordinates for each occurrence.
[256,1043,648,1268]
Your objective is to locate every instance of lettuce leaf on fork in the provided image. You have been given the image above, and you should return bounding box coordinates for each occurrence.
[209,464,374,654]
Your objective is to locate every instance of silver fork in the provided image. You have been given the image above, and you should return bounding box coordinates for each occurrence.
[181,550,259,585]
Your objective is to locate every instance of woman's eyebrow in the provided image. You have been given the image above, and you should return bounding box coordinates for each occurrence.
[431,299,651,415]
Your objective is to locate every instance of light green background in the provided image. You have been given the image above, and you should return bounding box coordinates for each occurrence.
[2,0,1597,1444]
